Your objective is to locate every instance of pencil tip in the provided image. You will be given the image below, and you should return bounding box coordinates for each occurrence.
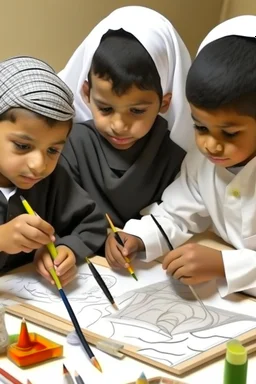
[91,356,102,372]
[63,364,68,374]
[112,302,119,310]
[27,380,32,384]
[139,372,147,379]
[20,195,25,201]
[132,273,138,281]
[74,370,78,377]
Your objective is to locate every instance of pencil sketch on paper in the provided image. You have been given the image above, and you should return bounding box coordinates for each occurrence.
[0,264,117,304]
[105,280,256,366]
[0,263,256,367]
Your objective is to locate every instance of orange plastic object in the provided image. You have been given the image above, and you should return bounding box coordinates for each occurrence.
[7,319,63,367]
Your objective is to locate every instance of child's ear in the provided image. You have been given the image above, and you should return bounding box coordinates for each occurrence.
[159,93,172,113]
[81,81,90,104]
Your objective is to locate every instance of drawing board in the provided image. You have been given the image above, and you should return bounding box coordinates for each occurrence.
[1,257,256,375]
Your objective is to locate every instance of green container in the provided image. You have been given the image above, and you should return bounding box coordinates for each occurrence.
[223,339,247,384]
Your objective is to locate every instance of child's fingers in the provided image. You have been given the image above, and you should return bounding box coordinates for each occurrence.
[35,258,54,285]
[55,256,76,276]
[59,266,77,287]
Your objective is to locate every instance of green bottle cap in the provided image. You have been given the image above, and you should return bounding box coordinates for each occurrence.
[226,339,247,365]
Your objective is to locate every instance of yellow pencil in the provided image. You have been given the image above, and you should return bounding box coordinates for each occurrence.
[20,195,58,260]
[136,372,148,384]
[105,213,138,281]
[19,195,102,372]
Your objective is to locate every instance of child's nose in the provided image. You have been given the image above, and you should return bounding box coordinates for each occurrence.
[110,113,129,133]
[27,152,47,174]
[205,136,223,154]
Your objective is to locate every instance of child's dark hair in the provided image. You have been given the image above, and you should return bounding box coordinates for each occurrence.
[88,29,162,102]
[186,35,256,118]
[0,108,72,128]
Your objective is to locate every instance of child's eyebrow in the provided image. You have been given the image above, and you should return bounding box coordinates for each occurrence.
[191,114,200,122]
[10,133,34,141]
[191,114,240,128]
[94,97,153,107]
[9,133,66,145]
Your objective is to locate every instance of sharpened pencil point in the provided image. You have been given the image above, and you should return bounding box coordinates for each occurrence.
[27,380,32,384]
[63,364,68,374]
[91,356,102,372]
[132,273,138,281]
[112,302,119,310]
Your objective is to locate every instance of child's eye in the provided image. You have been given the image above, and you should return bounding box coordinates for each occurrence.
[14,142,30,150]
[222,130,239,138]
[48,147,60,155]
[99,107,113,114]
[193,123,208,133]
[130,108,146,115]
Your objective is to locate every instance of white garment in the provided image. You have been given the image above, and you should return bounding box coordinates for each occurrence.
[124,148,256,297]
[124,15,256,298]
[0,187,16,201]
[59,6,193,150]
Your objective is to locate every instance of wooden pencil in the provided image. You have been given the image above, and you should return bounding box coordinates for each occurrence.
[20,195,102,373]
[136,372,149,384]
[0,368,22,384]
[85,257,118,310]
[63,364,75,384]
[74,371,85,384]
[105,213,138,281]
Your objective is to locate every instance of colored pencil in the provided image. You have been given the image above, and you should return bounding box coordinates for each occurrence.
[85,257,118,310]
[0,368,22,384]
[20,196,102,372]
[74,371,85,384]
[63,364,75,384]
[136,372,149,384]
[105,213,138,281]
[150,214,209,313]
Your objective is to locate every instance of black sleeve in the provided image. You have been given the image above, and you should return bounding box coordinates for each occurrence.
[49,164,107,260]
[59,133,82,186]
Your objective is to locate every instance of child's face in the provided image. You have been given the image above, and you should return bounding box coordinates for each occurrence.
[0,109,70,188]
[82,74,171,150]
[191,104,256,168]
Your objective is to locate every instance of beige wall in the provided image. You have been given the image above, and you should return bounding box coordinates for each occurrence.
[0,0,223,71]
[220,0,256,21]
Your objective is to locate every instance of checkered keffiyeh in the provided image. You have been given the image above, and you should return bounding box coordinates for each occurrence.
[0,56,75,121]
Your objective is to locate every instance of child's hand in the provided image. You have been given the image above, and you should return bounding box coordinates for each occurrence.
[34,245,77,287]
[0,214,55,254]
[162,243,225,285]
[105,232,145,269]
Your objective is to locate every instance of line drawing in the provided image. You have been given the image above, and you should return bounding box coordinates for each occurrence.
[0,263,256,367]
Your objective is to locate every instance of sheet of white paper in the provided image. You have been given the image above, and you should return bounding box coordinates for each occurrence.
[0,260,256,368]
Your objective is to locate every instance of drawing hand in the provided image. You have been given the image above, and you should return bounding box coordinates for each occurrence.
[53,245,77,286]
[0,214,55,254]
[105,232,145,269]
[34,245,77,287]
[162,243,225,285]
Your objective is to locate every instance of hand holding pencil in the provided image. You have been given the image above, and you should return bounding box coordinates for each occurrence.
[0,213,55,255]
[105,214,144,280]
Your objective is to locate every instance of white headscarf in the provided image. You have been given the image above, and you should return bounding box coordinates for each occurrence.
[198,15,256,53]
[59,6,193,150]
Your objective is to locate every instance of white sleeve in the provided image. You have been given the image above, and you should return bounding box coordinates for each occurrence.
[124,150,211,262]
[217,249,256,297]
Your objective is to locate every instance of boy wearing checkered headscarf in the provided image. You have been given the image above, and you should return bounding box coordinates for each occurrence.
[0,56,107,284]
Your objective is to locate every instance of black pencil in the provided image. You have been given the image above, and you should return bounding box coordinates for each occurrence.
[85,257,118,310]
